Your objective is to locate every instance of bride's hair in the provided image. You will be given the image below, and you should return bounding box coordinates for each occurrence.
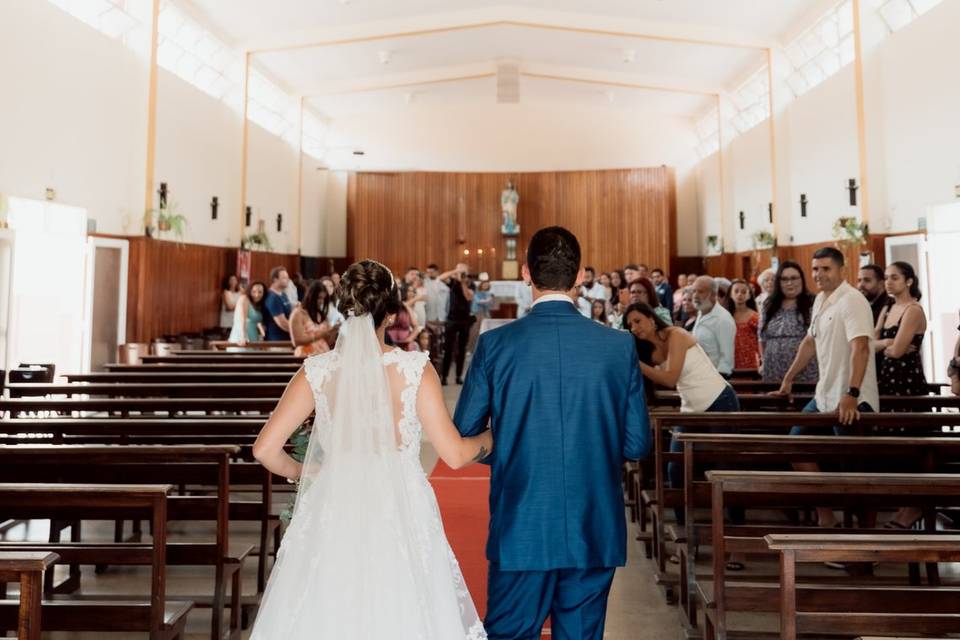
[337,260,402,327]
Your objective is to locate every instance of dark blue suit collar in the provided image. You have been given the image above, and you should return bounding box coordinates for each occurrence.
[529,300,580,316]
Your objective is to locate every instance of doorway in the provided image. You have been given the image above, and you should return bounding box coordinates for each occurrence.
[82,237,128,371]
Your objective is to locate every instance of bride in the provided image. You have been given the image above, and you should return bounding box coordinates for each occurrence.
[250,260,491,639]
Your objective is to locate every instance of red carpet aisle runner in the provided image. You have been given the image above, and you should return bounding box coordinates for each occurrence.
[429,460,551,637]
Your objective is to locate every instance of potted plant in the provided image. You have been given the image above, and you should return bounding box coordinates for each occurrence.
[832,216,869,248]
[242,231,272,251]
[144,202,187,243]
[751,229,776,250]
[706,234,721,254]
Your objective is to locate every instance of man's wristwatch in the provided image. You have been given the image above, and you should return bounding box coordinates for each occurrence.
[847,386,860,399]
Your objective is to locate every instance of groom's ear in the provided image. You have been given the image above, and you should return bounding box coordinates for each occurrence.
[573,267,586,288]
[521,263,532,285]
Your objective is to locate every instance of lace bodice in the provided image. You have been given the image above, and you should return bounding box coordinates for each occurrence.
[302,347,430,457]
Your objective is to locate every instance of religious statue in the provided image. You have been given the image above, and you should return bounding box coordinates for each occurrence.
[500,179,519,236]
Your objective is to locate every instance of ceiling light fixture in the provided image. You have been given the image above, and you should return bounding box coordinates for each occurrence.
[378,50,391,65]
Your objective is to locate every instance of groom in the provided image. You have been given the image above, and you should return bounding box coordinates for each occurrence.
[454,226,652,640]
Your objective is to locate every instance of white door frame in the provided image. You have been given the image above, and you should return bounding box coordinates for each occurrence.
[0,228,17,375]
[81,236,129,373]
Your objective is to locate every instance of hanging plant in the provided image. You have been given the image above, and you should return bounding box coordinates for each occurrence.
[706,234,721,254]
[832,216,869,248]
[144,202,187,243]
[751,229,776,250]
[279,425,311,525]
[242,231,272,251]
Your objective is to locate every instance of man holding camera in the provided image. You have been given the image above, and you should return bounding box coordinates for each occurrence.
[439,263,476,385]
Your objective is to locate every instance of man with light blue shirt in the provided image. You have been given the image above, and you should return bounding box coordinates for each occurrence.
[691,275,736,376]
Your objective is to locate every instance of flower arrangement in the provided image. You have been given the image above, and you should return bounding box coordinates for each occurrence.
[832,216,869,248]
[706,234,721,254]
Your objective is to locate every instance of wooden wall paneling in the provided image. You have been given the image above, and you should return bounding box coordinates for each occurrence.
[346,168,678,280]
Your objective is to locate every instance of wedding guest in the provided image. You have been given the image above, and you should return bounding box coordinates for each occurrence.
[775,247,878,532]
[651,268,673,317]
[291,272,306,302]
[413,329,432,354]
[591,299,609,326]
[598,272,613,303]
[609,270,626,307]
[760,261,817,383]
[290,280,341,357]
[629,278,672,324]
[320,276,338,306]
[715,277,732,308]
[948,317,960,396]
[858,264,888,324]
[573,284,592,319]
[424,263,450,323]
[678,288,697,332]
[755,268,776,309]
[875,261,927,396]
[874,261,928,530]
[691,276,735,376]
[581,266,607,303]
[673,274,688,317]
[263,267,293,341]
[726,279,761,370]
[387,285,423,351]
[228,280,265,345]
[221,274,241,330]
[637,264,650,280]
[468,276,495,353]
[439,263,475,384]
[620,265,640,307]
[625,302,745,566]
[284,269,300,305]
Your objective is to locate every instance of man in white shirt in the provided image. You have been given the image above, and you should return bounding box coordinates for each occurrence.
[580,266,607,303]
[691,276,736,376]
[775,246,879,530]
[424,263,450,323]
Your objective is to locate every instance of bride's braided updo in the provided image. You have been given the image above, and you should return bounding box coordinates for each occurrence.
[337,260,403,327]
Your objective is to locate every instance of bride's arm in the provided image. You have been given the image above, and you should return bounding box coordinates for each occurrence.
[253,368,315,481]
[418,364,493,469]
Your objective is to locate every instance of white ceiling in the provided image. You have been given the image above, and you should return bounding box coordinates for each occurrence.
[184,0,830,119]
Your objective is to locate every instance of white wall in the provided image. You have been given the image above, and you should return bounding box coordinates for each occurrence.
[0,1,328,255]
[325,103,703,255]
[694,0,960,252]
[0,0,148,236]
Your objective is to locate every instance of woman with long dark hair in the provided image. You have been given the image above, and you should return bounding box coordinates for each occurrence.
[875,261,927,396]
[760,261,817,384]
[221,274,242,330]
[291,280,341,357]
[229,280,266,345]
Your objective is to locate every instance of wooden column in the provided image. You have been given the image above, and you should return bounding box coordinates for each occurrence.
[143,0,160,215]
[766,48,780,242]
[297,96,304,256]
[239,51,251,245]
[716,94,727,253]
[852,0,870,224]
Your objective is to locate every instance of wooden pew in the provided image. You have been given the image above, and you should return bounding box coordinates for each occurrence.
[8,382,289,398]
[0,445,249,639]
[727,380,948,395]
[167,349,294,356]
[207,341,294,351]
[653,391,960,412]
[644,412,960,604]
[0,397,280,418]
[0,483,191,639]
[0,551,58,640]
[676,431,960,624]
[65,372,294,384]
[142,355,302,365]
[105,363,300,373]
[767,534,960,640]
[704,471,960,640]
[0,429,280,597]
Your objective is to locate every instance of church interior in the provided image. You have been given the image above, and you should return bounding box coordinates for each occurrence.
[2,0,960,638]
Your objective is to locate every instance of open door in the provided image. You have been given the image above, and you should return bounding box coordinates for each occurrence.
[82,236,128,372]
[884,233,931,381]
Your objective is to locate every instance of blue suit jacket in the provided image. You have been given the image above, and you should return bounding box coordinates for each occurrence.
[454,300,651,571]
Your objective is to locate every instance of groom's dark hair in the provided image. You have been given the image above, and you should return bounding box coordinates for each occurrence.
[527,226,581,291]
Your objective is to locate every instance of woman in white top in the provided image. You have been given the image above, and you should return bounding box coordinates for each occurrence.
[624,302,745,569]
[221,275,242,329]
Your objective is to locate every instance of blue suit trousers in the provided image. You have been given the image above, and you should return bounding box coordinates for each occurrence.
[485,563,616,640]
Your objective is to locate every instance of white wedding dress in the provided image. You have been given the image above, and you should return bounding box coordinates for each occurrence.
[250,314,486,639]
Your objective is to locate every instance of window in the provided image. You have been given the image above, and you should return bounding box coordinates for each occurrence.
[878,0,943,32]
[784,0,855,99]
